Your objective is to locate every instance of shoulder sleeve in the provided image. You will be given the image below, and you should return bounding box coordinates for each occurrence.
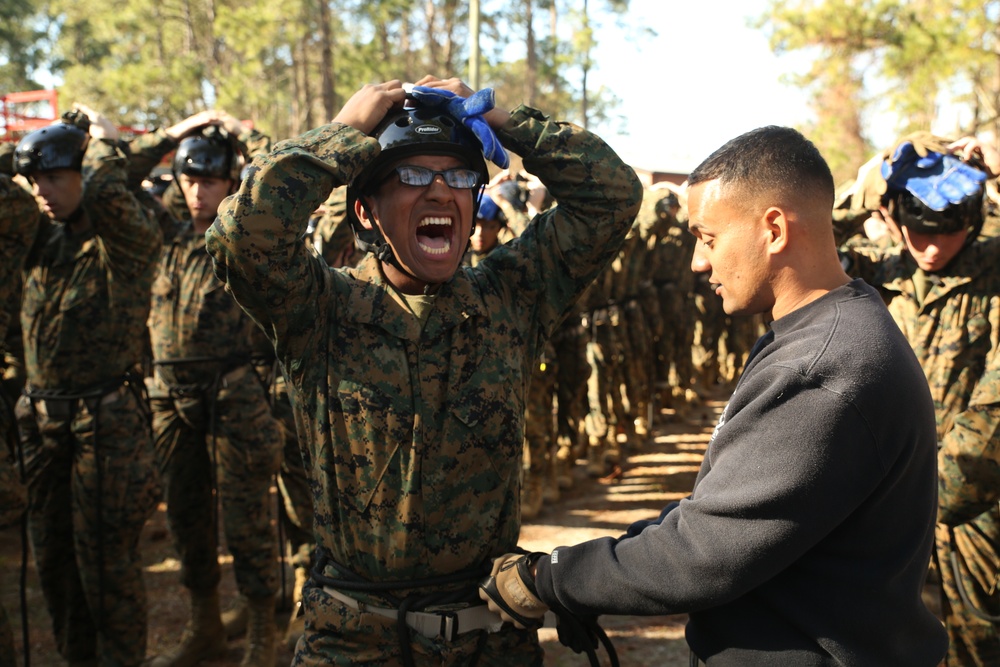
[206,122,377,354]
[125,128,176,190]
[0,175,40,340]
[483,106,642,342]
[83,139,163,279]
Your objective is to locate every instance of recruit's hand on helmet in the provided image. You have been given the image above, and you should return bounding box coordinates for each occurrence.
[478,552,548,629]
[72,103,118,142]
[333,81,408,135]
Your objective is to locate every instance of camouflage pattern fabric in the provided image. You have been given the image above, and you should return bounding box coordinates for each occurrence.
[294,579,543,666]
[148,221,282,599]
[0,160,38,666]
[16,387,159,666]
[271,371,315,573]
[17,136,161,666]
[21,139,162,391]
[206,104,642,663]
[522,342,556,513]
[846,236,1000,666]
[309,186,358,268]
[551,303,590,464]
[653,215,696,405]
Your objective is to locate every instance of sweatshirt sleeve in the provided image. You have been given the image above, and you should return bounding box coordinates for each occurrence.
[534,376,884,616]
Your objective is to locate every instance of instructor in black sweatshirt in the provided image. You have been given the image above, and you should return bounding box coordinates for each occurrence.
[480,126,948,666]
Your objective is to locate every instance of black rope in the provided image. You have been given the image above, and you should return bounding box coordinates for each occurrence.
[311,550,490,667]
[12,399,30,667]
[948,523,1000,622]
[85,394,106,634]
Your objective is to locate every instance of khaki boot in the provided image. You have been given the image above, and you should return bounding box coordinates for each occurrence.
[241,595,277,667]
[284,566,309,649]
[146,589,227,667]
[222,595,248,639]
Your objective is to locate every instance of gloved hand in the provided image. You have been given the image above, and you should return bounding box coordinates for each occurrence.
[407,85,510,169]
[881,141,987,211]
[60,109,91,133]
[478,552,548,629]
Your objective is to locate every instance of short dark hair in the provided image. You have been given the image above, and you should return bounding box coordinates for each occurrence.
[689,126,834,213]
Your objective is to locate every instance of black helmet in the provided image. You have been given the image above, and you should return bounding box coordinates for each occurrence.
[891,189,985,239]
[14,122,89,176]
[654,192,680,219]
[172,128,243,182]
[347,105,489,260]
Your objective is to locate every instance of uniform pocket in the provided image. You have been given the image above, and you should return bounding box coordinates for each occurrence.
[335,380,405,514]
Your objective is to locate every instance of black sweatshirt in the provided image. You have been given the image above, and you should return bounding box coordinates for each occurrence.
[535,279,947,666]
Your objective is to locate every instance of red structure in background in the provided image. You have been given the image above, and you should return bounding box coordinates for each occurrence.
[2,89,148,142]
[1,89,59,141]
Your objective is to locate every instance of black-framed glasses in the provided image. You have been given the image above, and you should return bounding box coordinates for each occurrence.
[393,165,481,189]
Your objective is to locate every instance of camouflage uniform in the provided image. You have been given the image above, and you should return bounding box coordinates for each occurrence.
[652,209,696,414]
[308,185,361,269]
[147,219,282,603]
[15,137,162,666]
[848,238,1000,666]
[580,264,629,476]
[206,105,642,665]
[605,239,640,455]
[0,147,39,667]
[550,302,590,490]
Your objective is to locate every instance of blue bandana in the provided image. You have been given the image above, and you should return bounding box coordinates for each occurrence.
[407,85,510,169]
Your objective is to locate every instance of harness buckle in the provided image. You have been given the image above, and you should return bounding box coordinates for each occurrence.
[440,611,458,641]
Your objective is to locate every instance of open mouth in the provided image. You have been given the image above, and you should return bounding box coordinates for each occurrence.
[416,216,453,256]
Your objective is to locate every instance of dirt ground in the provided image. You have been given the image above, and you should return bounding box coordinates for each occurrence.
[1,392,728,667]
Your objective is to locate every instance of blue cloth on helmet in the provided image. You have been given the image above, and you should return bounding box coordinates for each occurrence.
[881,142,987,211]
[408,85,510,169]
[477,195,500,221]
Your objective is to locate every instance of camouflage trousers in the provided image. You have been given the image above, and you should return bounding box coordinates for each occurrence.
[291,580,543,666]
[15,386,160,666]
[553,324,590,450]
[656,287,694,392]
[936,519,1000,666]
[0,391,25,667]
[585,320,633,451]
[524,356,556,478]
[150,366,282,600]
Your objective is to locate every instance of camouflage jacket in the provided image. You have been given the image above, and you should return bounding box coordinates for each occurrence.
[20,139,162,392]
[148,219,270,387]
[0,147,39,345]
[846,237,1000,525]
[207,105,642,589]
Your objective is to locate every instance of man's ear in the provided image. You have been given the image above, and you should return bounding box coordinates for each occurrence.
[763,206,789,255]
[354,196,374,231]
